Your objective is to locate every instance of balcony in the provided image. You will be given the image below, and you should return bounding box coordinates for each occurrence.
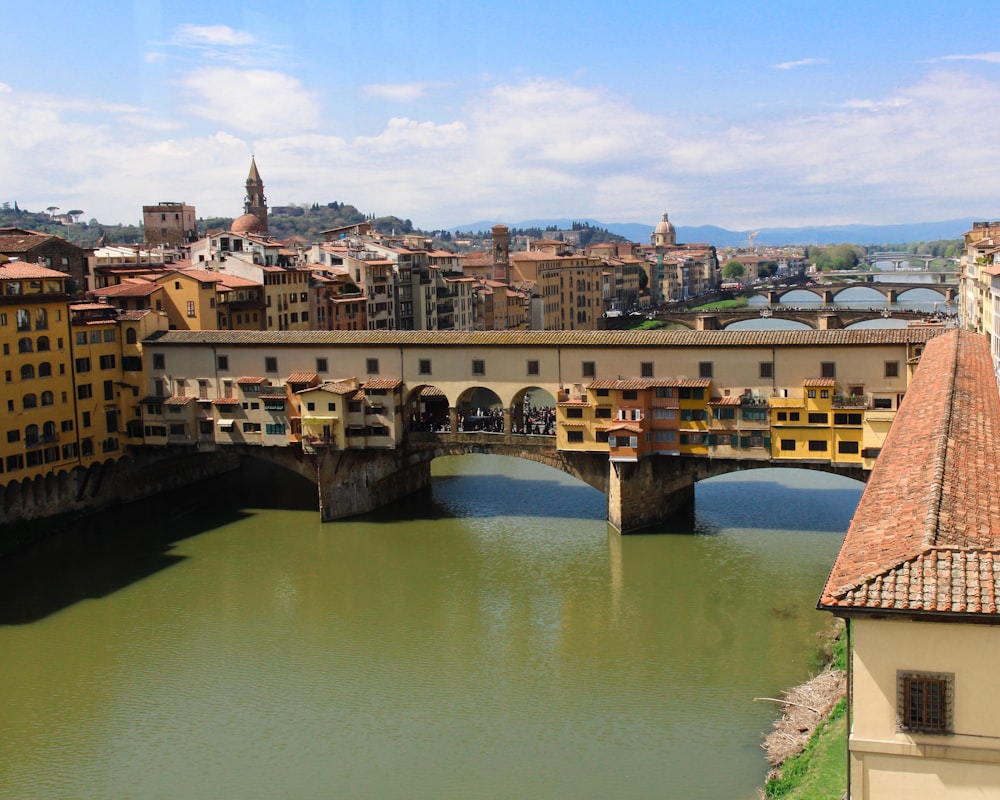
[832,394,867,408]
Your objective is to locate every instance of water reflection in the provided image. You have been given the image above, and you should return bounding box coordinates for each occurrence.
[0,456,861,800]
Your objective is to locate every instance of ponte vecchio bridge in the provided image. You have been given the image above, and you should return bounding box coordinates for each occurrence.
[130,328,941,533]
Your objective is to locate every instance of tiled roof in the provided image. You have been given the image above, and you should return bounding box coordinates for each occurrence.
[286,372,319,384]
[588,378,712,390]
[819,330,1000,617]
[709,396,743,405]
[0,260,69,279]
[802,378,837,387]
[363,378,403,390]
[212,397,241,406]
[236,376,267,385]
[164,396,195,406]
[144,328,944,350]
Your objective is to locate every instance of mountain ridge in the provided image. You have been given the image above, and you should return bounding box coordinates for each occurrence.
[449,217,983,247]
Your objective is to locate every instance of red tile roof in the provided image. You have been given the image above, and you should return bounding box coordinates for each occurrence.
[237,376,266,385]
[819,330,1000,616]
[0,260,69,279]
[803,378,837,387]
[286,372,319,384]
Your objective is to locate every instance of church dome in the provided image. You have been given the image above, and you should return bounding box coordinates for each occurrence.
[654,212,675,236]
[232,212,265,234]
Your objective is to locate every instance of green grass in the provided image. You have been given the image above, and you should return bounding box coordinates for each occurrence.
[765,622,849,800]
[690,297,749,310]
[765,699,847,799]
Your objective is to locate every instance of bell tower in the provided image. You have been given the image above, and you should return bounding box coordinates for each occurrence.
[491,224,510,281]
[244,156,269,234]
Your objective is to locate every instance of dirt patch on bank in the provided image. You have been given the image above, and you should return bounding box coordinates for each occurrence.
[760,665,846,773]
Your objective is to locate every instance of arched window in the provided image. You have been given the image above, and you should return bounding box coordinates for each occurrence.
[40,391,54,406]
[20,364,34,380]
[16,308,30,331]
[126,328,137,344]
[25,424,39,446]
[42,421,56,439]
[38,362,51,378]
[34,308,48,330]
[18,337,33,353]
[36,336,50,352]
[22,394,37,410]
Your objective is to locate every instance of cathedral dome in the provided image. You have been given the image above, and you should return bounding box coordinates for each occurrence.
[232,212,265,234]
[654,212,675,236]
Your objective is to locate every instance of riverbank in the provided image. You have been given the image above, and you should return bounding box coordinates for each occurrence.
[761,621,848,799]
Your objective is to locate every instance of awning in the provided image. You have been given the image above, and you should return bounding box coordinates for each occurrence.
[217,419,236,429]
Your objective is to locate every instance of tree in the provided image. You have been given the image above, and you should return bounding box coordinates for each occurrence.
[722,260,746,279]
[46,206,59,217]
[65,209,84,224]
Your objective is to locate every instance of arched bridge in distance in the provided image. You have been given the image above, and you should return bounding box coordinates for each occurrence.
[645,307,941,331]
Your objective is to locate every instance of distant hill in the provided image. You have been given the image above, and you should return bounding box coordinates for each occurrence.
[451,217,985,247]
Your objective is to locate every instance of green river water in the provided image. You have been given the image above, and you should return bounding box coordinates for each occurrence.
[0,455,862,799]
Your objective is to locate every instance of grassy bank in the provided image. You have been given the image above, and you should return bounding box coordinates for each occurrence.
[763,624,848,799]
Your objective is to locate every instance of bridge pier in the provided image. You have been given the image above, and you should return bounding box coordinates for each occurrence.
[816,313,843,330]
[315,449,431,521]
[696,314,720,331]
[607,457,696,533]
[886,289,898,303]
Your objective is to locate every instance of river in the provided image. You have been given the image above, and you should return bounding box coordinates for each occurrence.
[0,455,862,799]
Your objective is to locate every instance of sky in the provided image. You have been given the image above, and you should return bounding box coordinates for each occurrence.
[2,1,999,232]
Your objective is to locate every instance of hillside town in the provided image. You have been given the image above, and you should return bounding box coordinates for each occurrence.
[0,158,814,336]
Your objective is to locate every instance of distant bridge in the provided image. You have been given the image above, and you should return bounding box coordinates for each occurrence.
[863,253,957,270]
[645,307,945,331]
[756,281,957,304]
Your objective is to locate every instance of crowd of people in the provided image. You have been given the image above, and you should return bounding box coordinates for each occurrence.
[408,404,557,435]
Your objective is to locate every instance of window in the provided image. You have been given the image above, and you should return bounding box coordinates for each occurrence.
[678,387,704,400]
[821,362,836,378]
[153,354,165,370]
[595,407,612,418]
[316,358,328,373]
[566,407,583,418]
[77,384,92,400]
[567,430,584,443]
[419,359,431,375]
[472,359,485,376]
[898,672,952,734]
[873,397,893,409]
[655,387,674,399]
[834,413,863,425]
[640,362,653,378]
[18,337,32,353]
[104,329,115,343]
[789,412,800,421]
[75,357,91,373]
[90,331,101,344]
[40,391,53,406]
[266,423,287,435]
[126,328,137,344]
[780,439,796,451]
[807,389,816,399]
[527,360,539,376]
[653,407,676,419]
[82,411,91,428]
[99,354,116,370]
[217,355,229,371]
[760,361,774,379]
[38,362,51,377]
[808,439,828,451]
[680,409,707,421]
[714,407,736,420]
[20,364,34,380]
[366,358,379,374]
[36,336,49,352]
[186,300,196,317]
[654,430,676,442]
[16,309,29,331]
[104,380,114,401]
[808,412,828,424]
[582,361,595,378]
[837,440,860,454]
[265,356,278,372]
[7,430,19,443]
[742,409,766,421]
[885,361,900,378]
[699,362,713,379]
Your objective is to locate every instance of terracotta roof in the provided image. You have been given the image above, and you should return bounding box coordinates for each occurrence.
[286,372,319,384]
[212,397,241,406]
[709,396,743,405]
[803,378,837,387]
[145,329,944,350]
[819,330,1000,617]
[236,376,267,385]
[313,382,358,395]
[164,396,195,406]
[588,378,712,390]
[606,422,643,434]
[0,260,69,279]
[363,378,403,390]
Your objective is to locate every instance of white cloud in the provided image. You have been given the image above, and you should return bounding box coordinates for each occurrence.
[172,24,256,48]
[771,57,828,70]
[931,51,1000,64]
[2,68,1000,231]
[178,67,321,135]
[361,82,445,102]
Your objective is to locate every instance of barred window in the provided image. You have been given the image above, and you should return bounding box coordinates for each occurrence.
[898,672,953,734]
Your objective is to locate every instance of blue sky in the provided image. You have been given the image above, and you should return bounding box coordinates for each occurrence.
[2,1,999,231]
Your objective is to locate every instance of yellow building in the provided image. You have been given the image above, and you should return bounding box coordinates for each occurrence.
[154,269,222,330]
[510,251,604,330]
[0,261,77,483]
